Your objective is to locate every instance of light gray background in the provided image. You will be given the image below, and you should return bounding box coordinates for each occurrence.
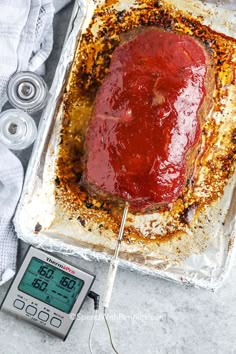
[0,3,236,354]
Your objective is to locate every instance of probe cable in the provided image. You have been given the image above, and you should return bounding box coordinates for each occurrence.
[88,291,100,354]
[88,309,97,354]
[103,307,119,354]
[88,307,120,354]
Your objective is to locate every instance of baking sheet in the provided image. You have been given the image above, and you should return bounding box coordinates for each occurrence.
[14,0,236,289]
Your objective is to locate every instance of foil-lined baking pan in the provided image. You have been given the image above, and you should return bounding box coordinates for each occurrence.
[14,0,236,289]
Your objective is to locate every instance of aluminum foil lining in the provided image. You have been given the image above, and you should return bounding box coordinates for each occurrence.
[14,0,236,290]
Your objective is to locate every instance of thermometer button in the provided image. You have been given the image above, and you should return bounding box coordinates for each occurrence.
[13,299,25,310]
[26,305,37,316]
[38,311,49,322]
[50,317,61,328]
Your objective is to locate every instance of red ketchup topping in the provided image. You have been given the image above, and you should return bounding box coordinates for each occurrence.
[84,30,207,211]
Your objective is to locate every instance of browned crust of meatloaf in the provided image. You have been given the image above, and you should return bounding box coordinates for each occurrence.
[184,34,215,182]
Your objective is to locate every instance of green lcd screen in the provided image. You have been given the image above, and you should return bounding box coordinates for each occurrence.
[18,257,84,314]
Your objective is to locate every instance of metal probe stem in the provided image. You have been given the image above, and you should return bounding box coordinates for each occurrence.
[114,202,129,259]
[103,202,129,309]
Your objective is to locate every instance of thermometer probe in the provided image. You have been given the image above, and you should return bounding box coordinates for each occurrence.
[103,202,129,309]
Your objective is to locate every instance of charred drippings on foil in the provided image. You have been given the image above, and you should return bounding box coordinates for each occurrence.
[56,0,236,243]
[34,222,42,234]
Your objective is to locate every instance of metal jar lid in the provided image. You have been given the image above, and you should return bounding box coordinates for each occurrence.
[0,109,37,150]
[7,71,48,113]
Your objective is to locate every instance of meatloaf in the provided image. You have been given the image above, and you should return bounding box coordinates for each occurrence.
[83,29,215,212]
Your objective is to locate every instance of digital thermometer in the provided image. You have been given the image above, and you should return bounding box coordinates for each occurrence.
[1,247,95,340]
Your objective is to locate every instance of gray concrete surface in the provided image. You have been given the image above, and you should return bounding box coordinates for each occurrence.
[0,2,236,354]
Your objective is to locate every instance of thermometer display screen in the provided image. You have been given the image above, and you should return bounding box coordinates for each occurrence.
[18,257,84,313]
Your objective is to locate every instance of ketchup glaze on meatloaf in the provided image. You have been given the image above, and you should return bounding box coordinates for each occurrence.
[84,29,214,212]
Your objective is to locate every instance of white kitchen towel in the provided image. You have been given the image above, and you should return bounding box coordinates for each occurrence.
[0,0,55,111]
[0,0,71,285]
[0,143,24,285]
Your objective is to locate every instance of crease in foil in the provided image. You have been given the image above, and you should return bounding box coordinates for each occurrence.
[14,0,236,290]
